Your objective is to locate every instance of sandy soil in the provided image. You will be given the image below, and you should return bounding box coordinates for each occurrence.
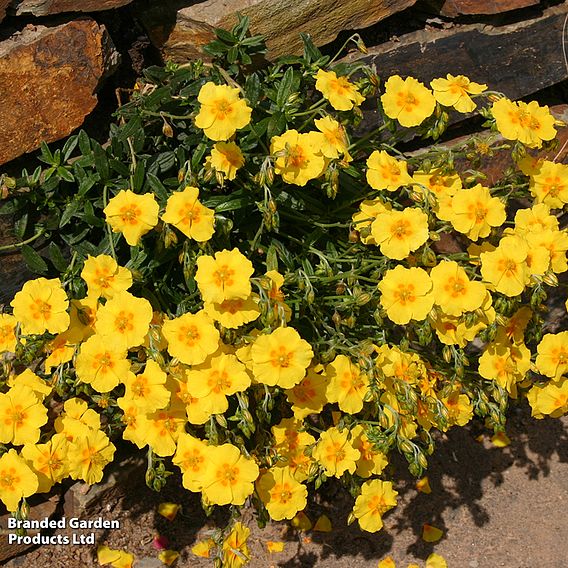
[4,405,567,568]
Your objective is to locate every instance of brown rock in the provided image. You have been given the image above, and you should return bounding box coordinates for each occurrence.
[348,3,568,104]
[0,491,61,564]
[0,0,10,22]
[140,0,417,62]
[0,19,120,166]
[14,0,133,16]
[437,0,539,17]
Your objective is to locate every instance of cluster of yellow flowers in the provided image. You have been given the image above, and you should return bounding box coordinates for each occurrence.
[1,57,567,563]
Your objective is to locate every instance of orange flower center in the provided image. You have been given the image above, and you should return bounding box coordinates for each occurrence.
[96,352,115,371]
[445,276,466,296]
[210,370,231,393]
[114,311,133,333]
[0,468,17,489]
[214,265,235,287]
[286,145,308,169]
[179,324,199,345]
[119,205,141,225]
[270,346,292,368]
[390,219,411,238]
[213,99,233,119]
[394,284,416,305]
[31,299,52,320]
[218,463,240,485]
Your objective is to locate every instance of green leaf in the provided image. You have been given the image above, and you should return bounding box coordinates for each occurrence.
[21,245,48,275]
[132,160,146,192]
[118,117,143,141]
[301,33,322,63]
[267,112,287,139]
[60,198,82,228]
[57,166,75,182]
[233,14,250,40]
[147,173,169,202]
[62,135,79,162]
[13,213,28,240]
[39,141,56,165]
[92,142,110,182]
[78,130,91,155]
[266,244,278,272]
[48,242,68,272]
[215,28,237,44]
[277,67,295,108]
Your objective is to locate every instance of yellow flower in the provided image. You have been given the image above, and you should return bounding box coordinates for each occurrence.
[8,369,51,400]
[68,429,116,485]
[426,553,448,568]
[117,396,151,448]
[11,277,69,335]
[0,314,17,353]
[526,228,568,274]
[222,522,251,568]
[81,254,132,299]
[285,367,329,419]
[146,403,187,457]
[162,310,220,365]
[378,266,434,325]
[68,295,99,341]
[203,295,260,329]
[412,167,462,199]
[430,74,486,113]
[442,392,473,427]
[186,353,251,415]
[43,331,79,373]
[266,540,285,552]
[315,69,364,111]
[173,432,209,492]
[158,550,179,566]
[514,203,558,234]
[191,539,215,558]
[76,334,131,393]
[0,384,48,446]
[158,502,180,521]
[313,426,360,477]
[170,370,214,425]
[95,291,153,349]
[422,524,444,542]
[529,160,568,208]
[325,355,369,414]
[123,359,170,412]
[535,332,568,380]
[54,397,100,442]
[492,98,556,148]
[430,260,486,316]
[350,424,388,478]
[0,449,38,512]
[208,141,245,180]
[352,479,398,533]
[447,184,506,241]
[480,236,529,297]
[371,207,429,260]
[104,189,159,246]
[161,186,215,242]
[195,248,254,304]
[352,198,391,245]
[381,75,436,127]
[195,82,252,141]
[271,129,326,186]
[527,378,568,418]
[313,514,332,532]
[21,433,69,492]
[478,340,531,396]
[251,327,313,388]
[314,116,350,159]
[257,465,308,520]
[96,545,134,568]
[366,150,412,191]
[201,443,259,506]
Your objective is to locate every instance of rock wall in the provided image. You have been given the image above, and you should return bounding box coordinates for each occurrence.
[0,0,565,167]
